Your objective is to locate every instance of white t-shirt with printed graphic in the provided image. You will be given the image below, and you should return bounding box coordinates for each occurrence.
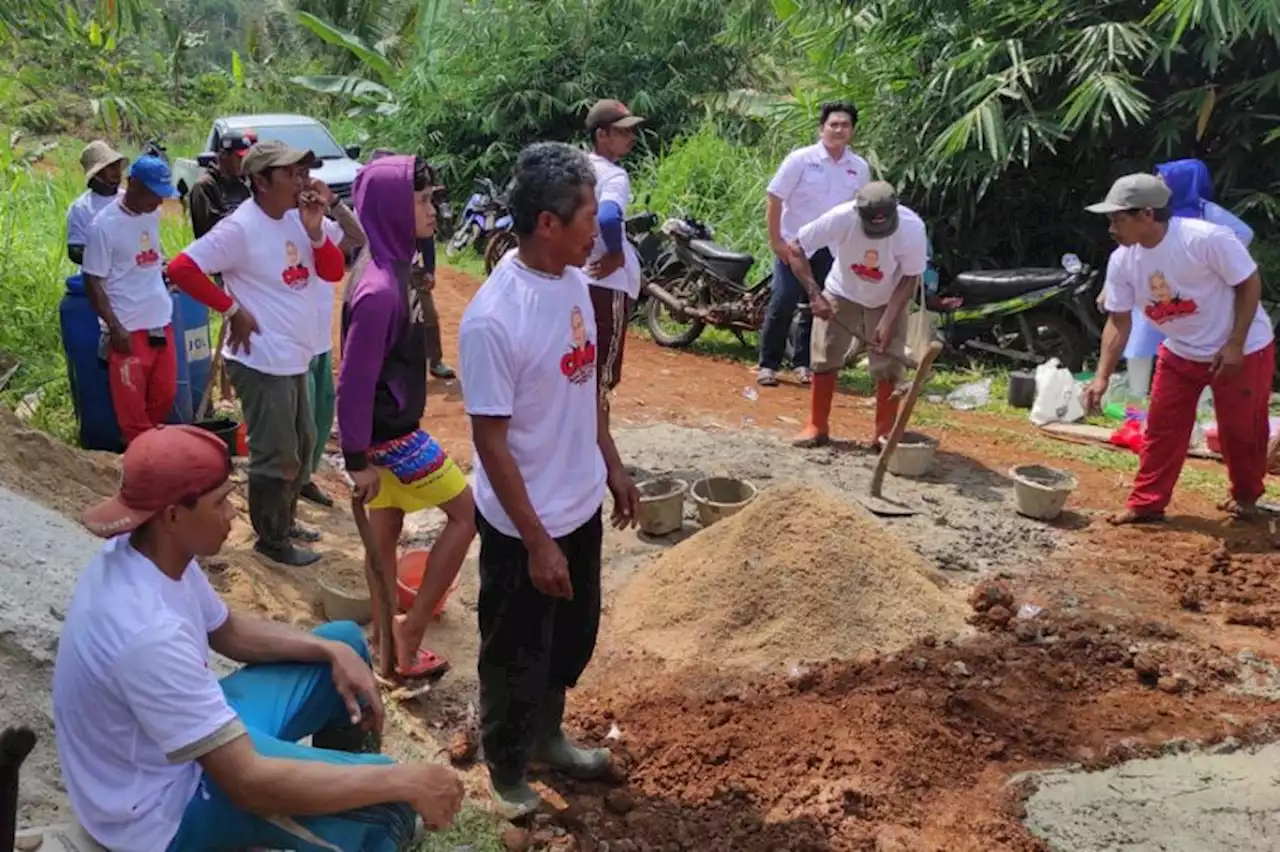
[81,201,173,332]
[1103,217,1270,362]
[459,254,607,539]
[767,143,871,241]
[310,217,347,356]
[797,202,929,309]
[53,535,240,852]
[184,200,321,376]
[586,153,642,300]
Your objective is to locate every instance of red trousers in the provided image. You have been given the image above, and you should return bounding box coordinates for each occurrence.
[1128,341,1274,513]
[107,326,178,445]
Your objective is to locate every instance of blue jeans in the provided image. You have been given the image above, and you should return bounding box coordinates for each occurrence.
[166,622,416,852]
[758,249,833,371]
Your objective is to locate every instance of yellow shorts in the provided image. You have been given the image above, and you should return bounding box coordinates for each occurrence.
[364,430,468,514]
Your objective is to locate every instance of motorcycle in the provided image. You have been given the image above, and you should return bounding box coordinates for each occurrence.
[448,176,512,257]
[433,186,456,241]
[642,216,773,348]
[929,253,1102,372]
[483,205,666,284]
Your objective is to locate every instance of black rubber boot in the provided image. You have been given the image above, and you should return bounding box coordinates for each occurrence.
[250,477,321,567]
[300,481,335,508]
[288,486,321,542]
[531,687,611,778]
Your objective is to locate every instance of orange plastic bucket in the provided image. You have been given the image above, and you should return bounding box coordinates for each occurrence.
[395,549,460,617]
[234,421,249,457]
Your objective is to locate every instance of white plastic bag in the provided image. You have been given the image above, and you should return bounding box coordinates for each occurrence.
[905,276,936,361]
[1029,358,1084,426]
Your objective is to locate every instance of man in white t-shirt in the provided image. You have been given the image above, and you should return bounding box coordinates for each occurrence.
[168,140,346,567]
[1082,173,1274,524]
[785,181,928,448]
[758,102,870,387]
[81,155,180,445]
[583,99,645,399]
[54,424,463,851]
[458,142,640,820]
[66,140,126,267]
[298,172,366,510]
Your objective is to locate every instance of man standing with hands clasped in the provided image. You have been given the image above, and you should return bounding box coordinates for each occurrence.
[459,142,640,819]
[757,102,869,387]
[784,181,928,449]
[168,140,346,567]
[1082,173,1273,524]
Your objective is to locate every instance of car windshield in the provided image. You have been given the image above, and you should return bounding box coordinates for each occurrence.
[235,124,346,159]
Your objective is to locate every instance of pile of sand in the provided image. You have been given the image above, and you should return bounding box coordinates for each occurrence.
[0,406,119,518]
[613,485,968,669]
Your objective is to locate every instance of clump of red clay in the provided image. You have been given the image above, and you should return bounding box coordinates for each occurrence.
[548,615,1269,852]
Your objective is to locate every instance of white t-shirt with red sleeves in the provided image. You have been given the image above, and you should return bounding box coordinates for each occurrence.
[81,201,173,332]
[1103,217,1271,362]
[184,200,321,376]
[459,254,607,539]
[52,535,241,851]
[797,202,929,309]
[767,143,870,242]
[310,217,346,356]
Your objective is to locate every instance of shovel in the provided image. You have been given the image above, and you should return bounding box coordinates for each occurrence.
[859,340,944,517]
[351,496,396,680]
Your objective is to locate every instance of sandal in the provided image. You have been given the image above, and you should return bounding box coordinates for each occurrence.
[396,648,450,680]
[1218,498,1262,520]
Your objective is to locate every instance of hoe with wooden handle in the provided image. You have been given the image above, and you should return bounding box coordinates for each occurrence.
[859,340,944,517]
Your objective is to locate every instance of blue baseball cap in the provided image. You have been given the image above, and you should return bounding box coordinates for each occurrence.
[128,155,178,199]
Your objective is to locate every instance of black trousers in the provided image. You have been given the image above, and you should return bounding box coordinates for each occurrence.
[476,508,603,781]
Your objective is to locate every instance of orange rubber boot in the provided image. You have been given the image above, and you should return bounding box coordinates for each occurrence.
[793,371,836,447]
[874,379,899,446]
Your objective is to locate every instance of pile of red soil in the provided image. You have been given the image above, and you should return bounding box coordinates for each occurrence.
[553,615,1263,852]
[1171,542,1280,629]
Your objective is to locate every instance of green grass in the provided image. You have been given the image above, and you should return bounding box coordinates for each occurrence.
[412,806,505,851]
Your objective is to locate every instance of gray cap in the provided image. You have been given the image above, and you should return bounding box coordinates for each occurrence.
[1086,173,1172,214]
[241,139,319,176]
[855,180,899,238]
[586,99,645,133]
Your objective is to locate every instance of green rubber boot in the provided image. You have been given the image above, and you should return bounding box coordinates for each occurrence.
[531,688,611,779]
[489,773,542,821]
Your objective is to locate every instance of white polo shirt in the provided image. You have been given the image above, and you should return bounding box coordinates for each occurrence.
[798,203,929,309]
[767,143,870,242]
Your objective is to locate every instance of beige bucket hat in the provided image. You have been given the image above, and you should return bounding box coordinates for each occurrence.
[80,140,128,180]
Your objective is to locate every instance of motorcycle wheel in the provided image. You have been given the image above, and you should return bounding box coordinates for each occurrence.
[645,288,705,348]
[446,225,476,257]
[483,230,518,273]
[1023,310,1088,373]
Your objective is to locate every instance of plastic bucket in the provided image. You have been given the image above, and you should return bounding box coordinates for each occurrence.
[396,549,461,617]
[194,417,240,458]
[636,478,688,536]
[887,432,938,477]
[318,577,373,625]
[1009,464,1077,521]
[689,476,758,527]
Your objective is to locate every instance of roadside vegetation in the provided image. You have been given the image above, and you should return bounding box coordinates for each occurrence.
[2,0,1278,426]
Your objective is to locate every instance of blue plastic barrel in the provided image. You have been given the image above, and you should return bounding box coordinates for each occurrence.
[58,274,123,452]
[173,291,212,421]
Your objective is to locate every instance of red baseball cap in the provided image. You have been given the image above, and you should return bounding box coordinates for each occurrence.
[82,425,232,538]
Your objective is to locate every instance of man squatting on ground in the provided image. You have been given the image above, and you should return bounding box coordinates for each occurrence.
[369,148,457,380]
[66,140,126,267]
[458,142,642,819]
[584,99,645,402]
[168,140,345,567]
[298,165,367,510]
[786,181,928,448]
[54,425,463,851]
[757,101,869,388]
[1082,174,1274,524]
[338,153,477,679]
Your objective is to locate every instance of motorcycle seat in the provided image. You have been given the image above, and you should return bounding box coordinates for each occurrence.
[949,268,1070,302]
[690,239,754,265]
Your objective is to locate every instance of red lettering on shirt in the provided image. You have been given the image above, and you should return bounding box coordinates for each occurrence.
[851,264,884,282]
[1145,298,1199,325]
[560,342,597,384]
[281,265,311,289]
[134,249,160,267]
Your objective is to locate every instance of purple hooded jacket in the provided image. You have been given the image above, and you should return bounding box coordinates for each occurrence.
[337,155,427,471]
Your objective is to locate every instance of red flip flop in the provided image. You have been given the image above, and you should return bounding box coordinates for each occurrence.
[396,648,450,680]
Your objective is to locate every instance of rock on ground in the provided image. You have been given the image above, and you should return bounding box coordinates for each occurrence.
[1021,742,1280,851]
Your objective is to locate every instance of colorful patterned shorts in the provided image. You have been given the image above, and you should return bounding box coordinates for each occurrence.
[365,429,467,514]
